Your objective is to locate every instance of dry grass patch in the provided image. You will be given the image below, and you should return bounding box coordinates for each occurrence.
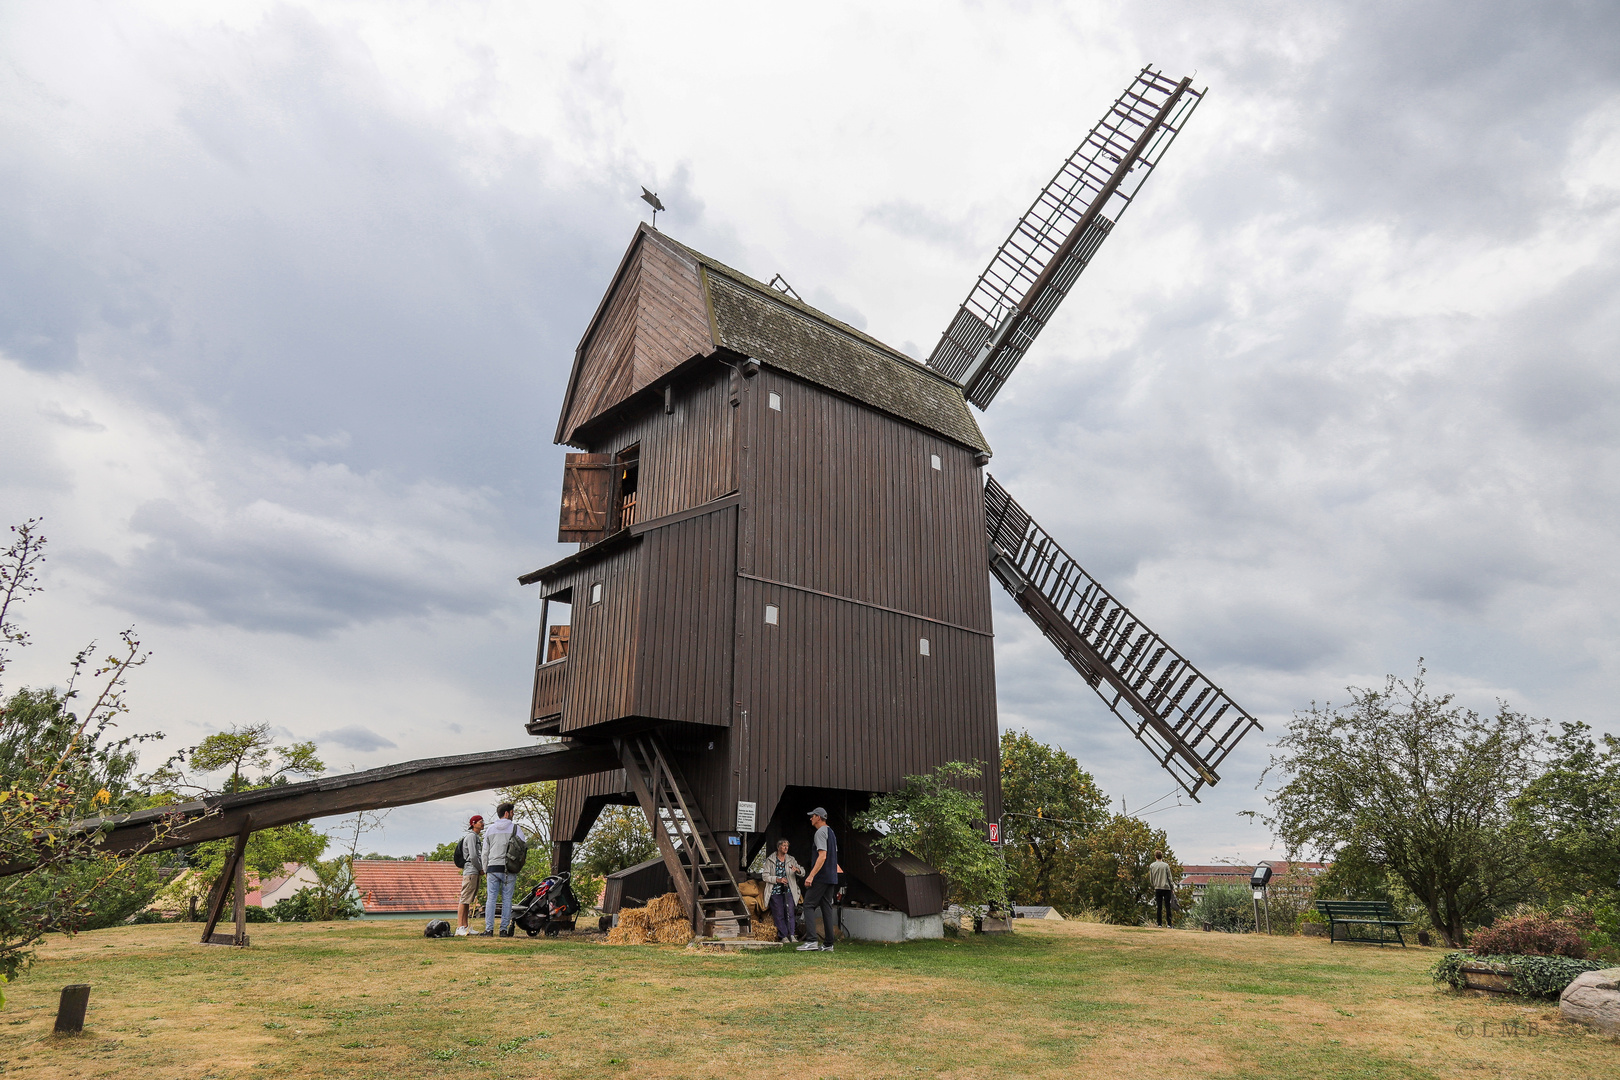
[0,919,1612,1079]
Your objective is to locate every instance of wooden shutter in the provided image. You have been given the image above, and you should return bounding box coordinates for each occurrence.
[558,453,612,543]
[546,625,570,662]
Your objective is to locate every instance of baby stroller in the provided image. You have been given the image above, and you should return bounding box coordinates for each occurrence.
[511,871,580,938]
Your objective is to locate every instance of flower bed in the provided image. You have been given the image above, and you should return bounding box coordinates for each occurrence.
[1431,951,1604,999]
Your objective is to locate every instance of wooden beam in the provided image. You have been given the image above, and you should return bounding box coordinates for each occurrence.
[2,742,619,877]
[200,816,252,945]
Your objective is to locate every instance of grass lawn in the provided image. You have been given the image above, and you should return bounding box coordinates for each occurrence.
[0,919,1611,1079]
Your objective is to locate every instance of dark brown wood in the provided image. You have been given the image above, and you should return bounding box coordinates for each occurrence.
[6,743,621,875]
[54,984,91,1033]
[200,816,252,946]
[540,229,1007,927]
[556,228,718,445]
[558,453,612,542]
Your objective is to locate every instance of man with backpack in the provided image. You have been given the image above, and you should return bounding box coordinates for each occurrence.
[479,802,528,937]
[454,814,484,936]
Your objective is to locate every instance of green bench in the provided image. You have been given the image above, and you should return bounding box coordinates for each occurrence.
[1315,899,1411,947]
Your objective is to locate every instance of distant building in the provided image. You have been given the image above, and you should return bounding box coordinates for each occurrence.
[255,862,320,908]
[1013,905,1065,921]
[350,857,463,920]
[1179,862,1329,899]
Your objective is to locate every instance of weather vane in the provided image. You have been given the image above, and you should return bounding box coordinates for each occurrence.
[640,186,665,228]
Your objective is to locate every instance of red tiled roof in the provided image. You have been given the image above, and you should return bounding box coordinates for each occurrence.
[1180,861,1329,885]
[351,859,463,913]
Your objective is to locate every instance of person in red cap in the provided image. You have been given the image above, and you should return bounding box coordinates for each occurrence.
[455,815,485,936]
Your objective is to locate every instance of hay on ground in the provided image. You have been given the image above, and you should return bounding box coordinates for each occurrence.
[645,892,685,926]
[653,921,693,945]
[617,907,649,931]
[605,925,649,945]
[750,918,779,942]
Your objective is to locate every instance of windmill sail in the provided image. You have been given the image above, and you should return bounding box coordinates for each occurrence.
[984,476,1260,799]
[929,67,1203,409]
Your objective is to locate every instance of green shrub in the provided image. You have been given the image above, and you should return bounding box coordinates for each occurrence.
[1469,912,1587,958]
[1430,951,1604,999]
[1191,882,1255,933]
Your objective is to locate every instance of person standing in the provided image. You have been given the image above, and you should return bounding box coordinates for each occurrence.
[480,802,525,937]
[763,838,805,943]
[1148,851,1175,927]
[455,814,485,936]
[797,808,839,952]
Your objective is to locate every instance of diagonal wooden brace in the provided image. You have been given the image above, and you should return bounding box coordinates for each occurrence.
[200,814,253,947]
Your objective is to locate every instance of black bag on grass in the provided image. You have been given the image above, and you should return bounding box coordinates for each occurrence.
[424,919,452,938]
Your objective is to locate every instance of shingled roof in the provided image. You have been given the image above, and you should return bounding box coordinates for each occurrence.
[556,226,990,454]
[351,858,462,915]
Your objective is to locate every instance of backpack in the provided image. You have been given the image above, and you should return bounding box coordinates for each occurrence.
[453,835,469,869]
[504,828,529,874]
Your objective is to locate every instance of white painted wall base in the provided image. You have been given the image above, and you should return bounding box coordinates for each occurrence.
[837,906,944,942]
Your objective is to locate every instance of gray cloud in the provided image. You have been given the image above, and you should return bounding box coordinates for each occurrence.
[317,725,397,753]
[3,1,1617,862]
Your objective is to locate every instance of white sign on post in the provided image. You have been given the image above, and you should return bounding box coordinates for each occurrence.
[735,801,757,832]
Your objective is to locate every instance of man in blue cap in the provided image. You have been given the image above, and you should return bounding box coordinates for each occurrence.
[797,808,839,952]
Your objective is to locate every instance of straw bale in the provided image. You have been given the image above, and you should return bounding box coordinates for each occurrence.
[653,921,693,945]
[617,907,649,931]
[750,918,779,942]
[645,892,685,925]
[606,925,648,945]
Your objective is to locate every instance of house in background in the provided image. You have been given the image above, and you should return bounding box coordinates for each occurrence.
[254,862,321,908]
[1179,862,1329,900]
[350,857,462,920]
[1012,905,1065,921]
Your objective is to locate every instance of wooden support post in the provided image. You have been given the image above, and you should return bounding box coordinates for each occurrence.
[551,839,574,877]
[233,838,248,946]
[200,815,252,947]
[54,984,90,1033]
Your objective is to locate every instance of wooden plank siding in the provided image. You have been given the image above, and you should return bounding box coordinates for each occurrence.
[559,231,716,445]
[727,369,1002,827]
[557,543,644,732]
[574,366,736,523]
[739,368,991,630]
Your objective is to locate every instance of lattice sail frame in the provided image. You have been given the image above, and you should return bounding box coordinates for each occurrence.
[928,67,1203,409]
[983,476,1260,799]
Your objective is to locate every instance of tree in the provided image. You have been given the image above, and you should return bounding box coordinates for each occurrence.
[999,730,1108,908]
[1259,665,1544,947]
[149,723,328,881]
[578,805,656,878]
[1064,814,1179,924]
[853,761,1009,915]
[0,520,170,980]
[1513,721,1620,902]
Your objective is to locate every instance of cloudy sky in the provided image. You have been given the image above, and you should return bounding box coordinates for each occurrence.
[2,1,1617,863]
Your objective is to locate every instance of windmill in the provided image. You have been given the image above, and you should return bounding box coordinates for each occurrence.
[928,67,1261,799]
[522,65,1261,935]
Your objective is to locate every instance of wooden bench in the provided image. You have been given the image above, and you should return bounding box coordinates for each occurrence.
[1315,899,1410,946]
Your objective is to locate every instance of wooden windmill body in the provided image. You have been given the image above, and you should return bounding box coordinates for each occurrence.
[522,68,1261,932]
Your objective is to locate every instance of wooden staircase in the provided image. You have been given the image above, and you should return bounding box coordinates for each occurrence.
[616,733,749,936]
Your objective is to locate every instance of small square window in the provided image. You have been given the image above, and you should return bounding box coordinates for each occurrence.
[768,392,781,411]
[764,604,779,625]
[919,637,931,656]
[930,454,941,471]
[590,582,603,604]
